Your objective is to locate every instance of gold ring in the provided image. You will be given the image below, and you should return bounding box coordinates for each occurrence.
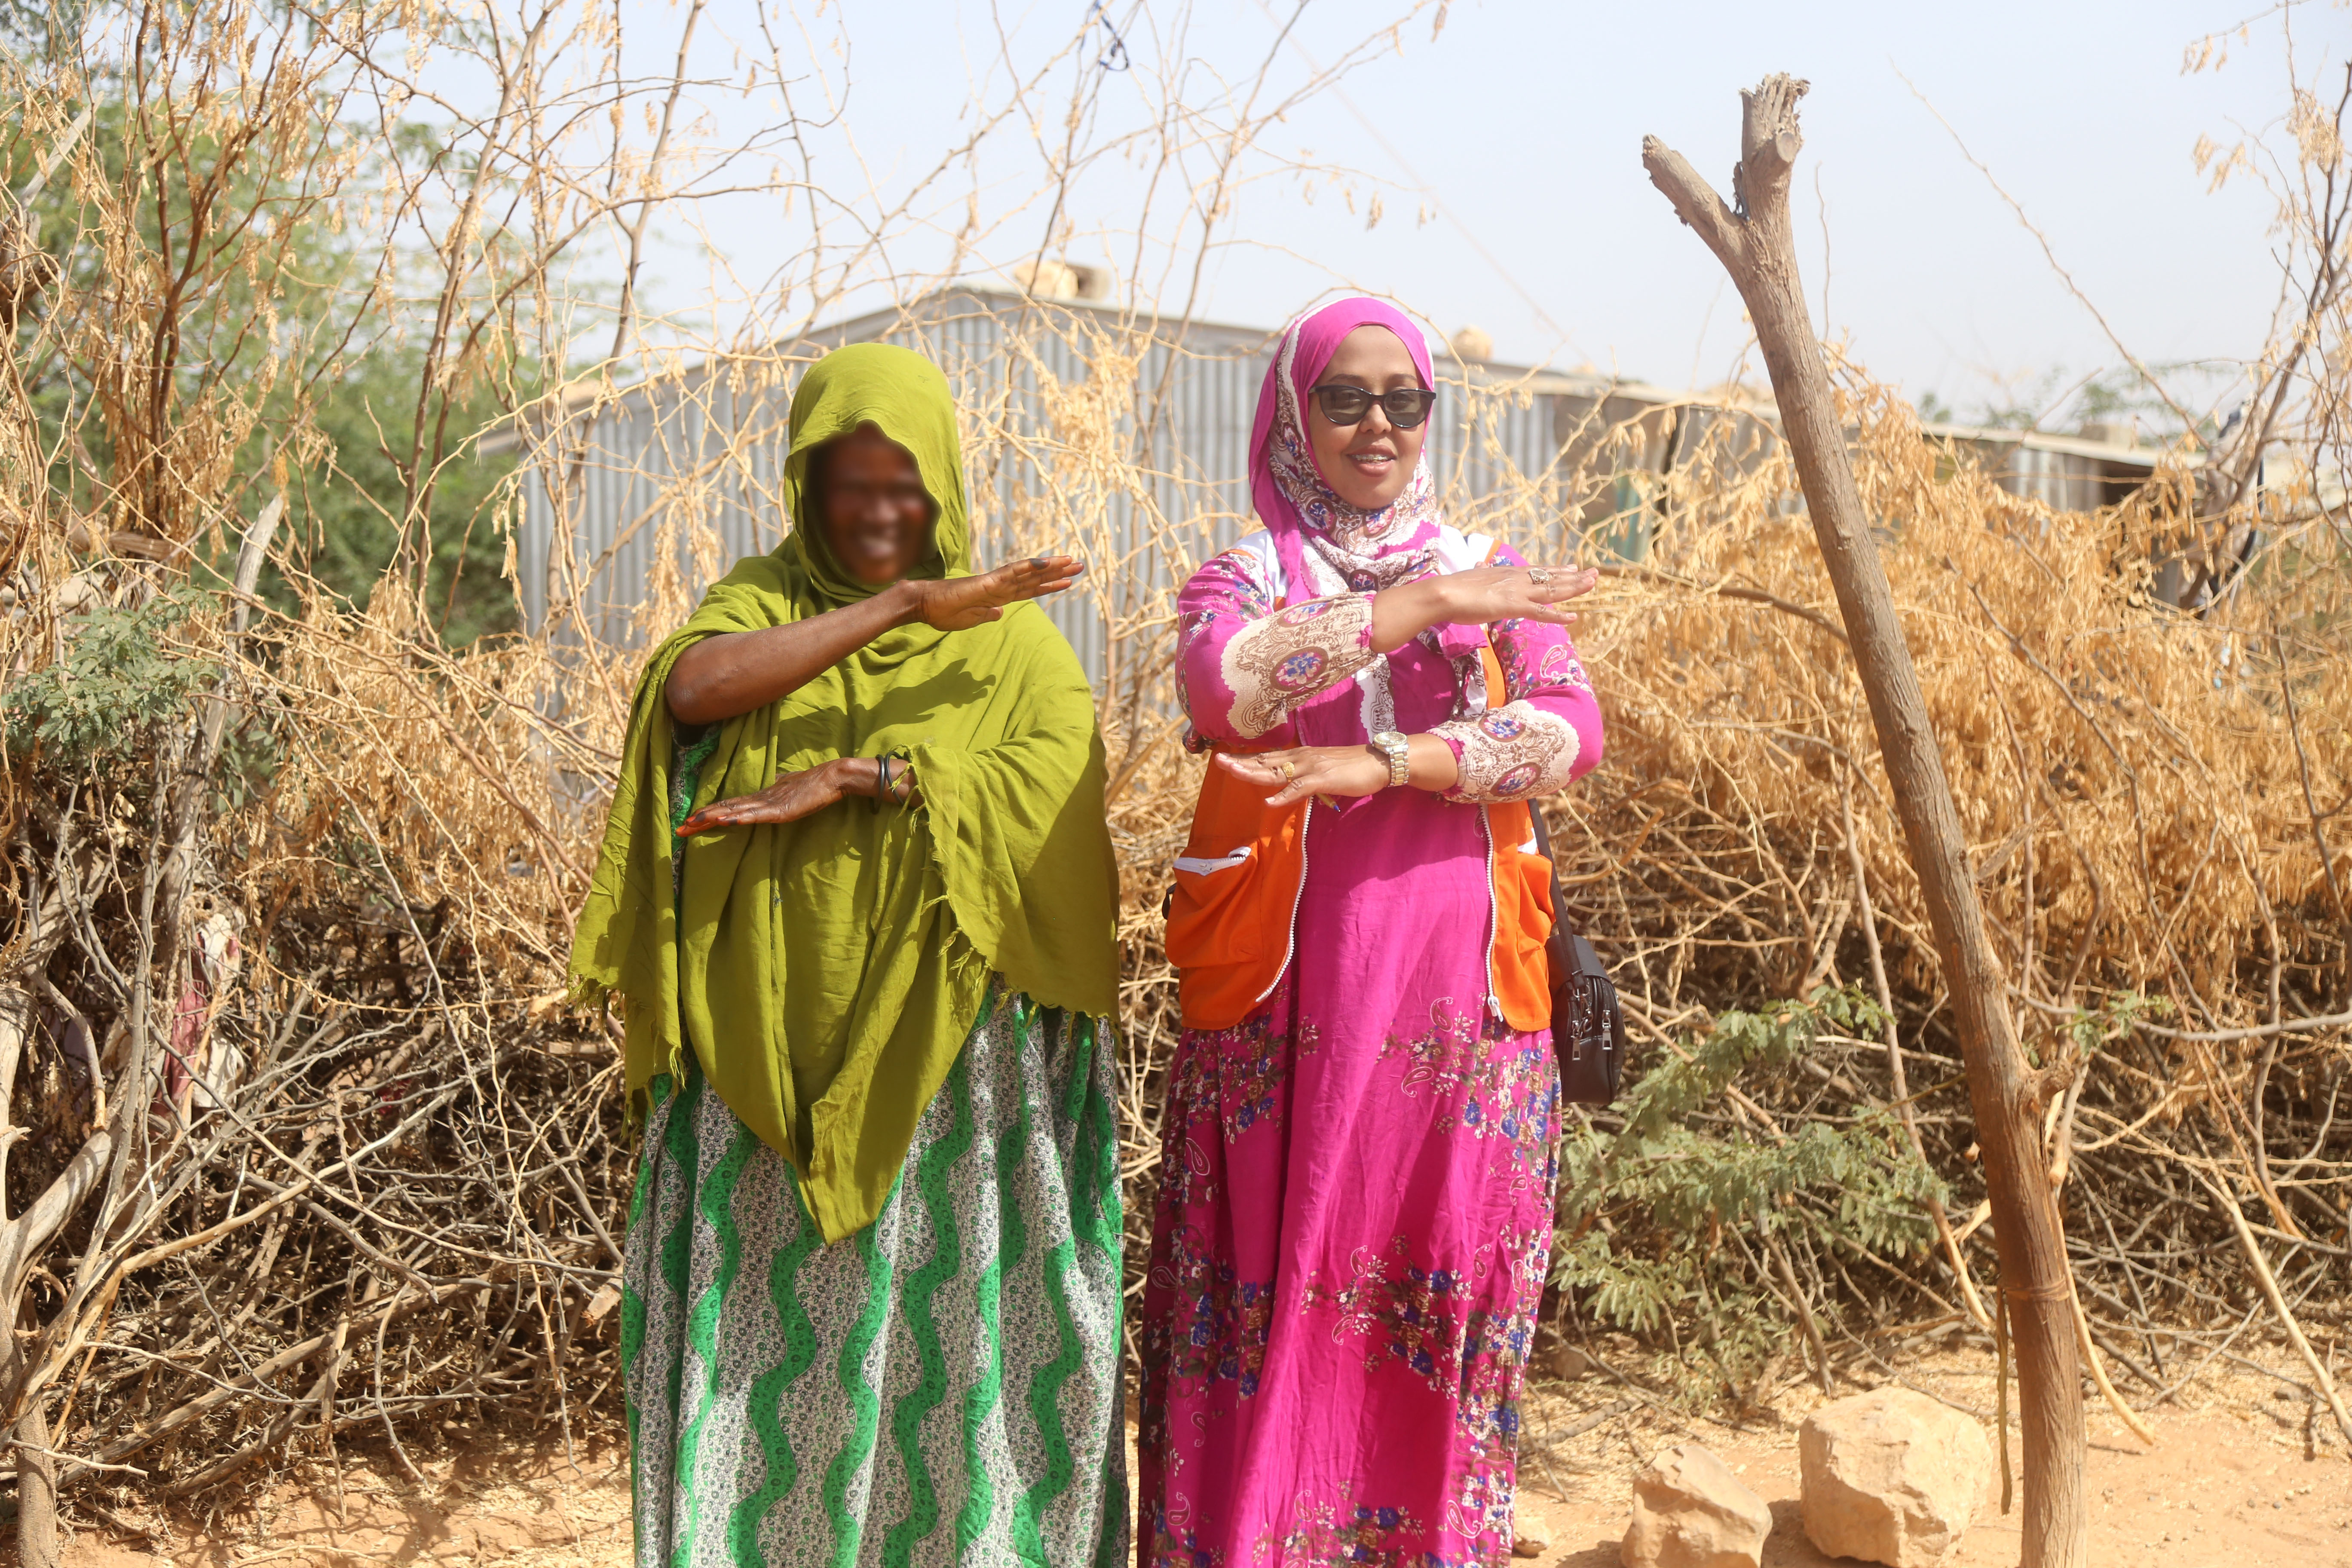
[1276,760,1296,781]
[1527,567,1552,586]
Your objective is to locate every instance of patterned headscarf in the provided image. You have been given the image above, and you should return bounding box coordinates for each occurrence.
[1249,297,1490,691]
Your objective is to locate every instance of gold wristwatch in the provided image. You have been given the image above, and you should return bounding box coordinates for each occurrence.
[1369,730,1411,789]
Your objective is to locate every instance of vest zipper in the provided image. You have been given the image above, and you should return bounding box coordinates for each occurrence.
[1251,796,1314,1008]
[1479,805,1501,1020]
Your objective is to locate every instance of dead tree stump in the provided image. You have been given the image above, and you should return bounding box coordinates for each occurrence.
[1640,74,2089,1568]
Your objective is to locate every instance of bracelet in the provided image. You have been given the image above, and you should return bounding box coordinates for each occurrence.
[871,750,913,810]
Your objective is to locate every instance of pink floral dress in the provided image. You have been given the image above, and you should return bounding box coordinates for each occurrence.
[1137,507,1604,1568]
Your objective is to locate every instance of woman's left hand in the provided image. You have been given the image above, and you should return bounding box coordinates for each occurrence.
[1214,744,1389,807]
[677,760,855,835]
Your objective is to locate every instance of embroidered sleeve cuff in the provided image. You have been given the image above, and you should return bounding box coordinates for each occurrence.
[1216,592,1378,739]
[1432,701,1581,803]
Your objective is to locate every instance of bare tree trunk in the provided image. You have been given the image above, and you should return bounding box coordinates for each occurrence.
[13,1373,54,1568]
[1641,76,2088,1568]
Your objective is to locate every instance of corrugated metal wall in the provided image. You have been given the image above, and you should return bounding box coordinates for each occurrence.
[513,291,2170,674]
[1957,441,2142,512]
[514,290,1600,676]
[518,358,800,651]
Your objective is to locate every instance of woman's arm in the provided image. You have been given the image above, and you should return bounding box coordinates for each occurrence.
[1211,731,1457,805]
[1210,671,1597,809]
[1210,546,1602,809]
[1176,550,1376,745]
[666,555,1083,726]
[1177,549,1599,747]
[1367,562,1597,652]
[674,754,916,837]
[1428,547,1604,804]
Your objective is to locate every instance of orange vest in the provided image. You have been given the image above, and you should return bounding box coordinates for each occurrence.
[1164,646,1555,1033]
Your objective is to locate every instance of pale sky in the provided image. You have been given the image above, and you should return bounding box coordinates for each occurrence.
[613,0,2323,432]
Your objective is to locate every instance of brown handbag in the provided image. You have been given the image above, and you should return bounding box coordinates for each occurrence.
[1526,808,1627,1105]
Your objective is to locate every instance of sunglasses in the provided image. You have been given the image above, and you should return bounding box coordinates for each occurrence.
[1307,383,1438,429]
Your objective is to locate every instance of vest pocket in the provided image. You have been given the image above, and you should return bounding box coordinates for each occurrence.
[1173,846,1253,876]
[1165,846,1267,968]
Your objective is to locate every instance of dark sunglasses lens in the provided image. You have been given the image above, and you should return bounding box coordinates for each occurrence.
[1384,390,1435,428]
[1315,387,1372,424]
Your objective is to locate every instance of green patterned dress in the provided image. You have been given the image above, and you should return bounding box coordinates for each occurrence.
[619,739,1128,1568]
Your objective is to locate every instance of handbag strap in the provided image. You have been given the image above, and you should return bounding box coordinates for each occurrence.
[1526,804,1575,944]
[1528,808,1614,982]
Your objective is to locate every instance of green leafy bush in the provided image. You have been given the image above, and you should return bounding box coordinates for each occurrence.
[4,590,217,766]
[1553,987,1948,1386]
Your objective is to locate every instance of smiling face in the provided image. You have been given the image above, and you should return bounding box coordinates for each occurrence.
[1303,324,1427,512]
[815,423,934,585]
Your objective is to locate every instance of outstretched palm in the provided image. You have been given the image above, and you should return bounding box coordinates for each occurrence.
[908,555,1085,631]
[1436,564,1599,628]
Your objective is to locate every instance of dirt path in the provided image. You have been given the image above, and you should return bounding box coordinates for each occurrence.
[49,1350,2352,1568]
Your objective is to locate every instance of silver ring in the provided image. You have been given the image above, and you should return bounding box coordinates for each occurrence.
[1527,567,1552,587]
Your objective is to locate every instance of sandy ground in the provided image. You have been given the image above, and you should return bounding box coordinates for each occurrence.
[44,1344,2352,1568]
[1512,1401,2350,1566]
[1506,1341,2352,1568]
[59,1433,636,1568]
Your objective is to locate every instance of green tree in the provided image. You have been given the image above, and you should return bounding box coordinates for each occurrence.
[0,57,535,646]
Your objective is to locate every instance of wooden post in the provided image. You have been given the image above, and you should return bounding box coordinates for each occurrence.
[1641,76,2088,1567]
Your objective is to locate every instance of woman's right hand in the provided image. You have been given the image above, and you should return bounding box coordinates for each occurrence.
[899,555,1085,632]
[1370,564,1598,652]
[677,761,852,836]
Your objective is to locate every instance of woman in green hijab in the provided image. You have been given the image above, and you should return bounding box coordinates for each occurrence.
[570,343,1126,1568]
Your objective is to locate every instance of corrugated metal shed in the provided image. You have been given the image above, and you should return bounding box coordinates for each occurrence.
[511,288,1657,672]
[1920,423,2176,512]
[508,288,2184,669]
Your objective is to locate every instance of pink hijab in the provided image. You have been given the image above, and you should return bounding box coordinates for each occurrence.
[1251,295,1486,664]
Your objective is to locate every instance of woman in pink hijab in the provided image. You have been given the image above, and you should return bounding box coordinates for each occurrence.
[1138,297,1604,1568]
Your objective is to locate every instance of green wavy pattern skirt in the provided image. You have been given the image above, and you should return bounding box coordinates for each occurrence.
[621,986,1127,1568]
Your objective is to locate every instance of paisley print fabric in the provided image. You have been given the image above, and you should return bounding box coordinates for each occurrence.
[1433,702,1579,804]
[1216,591,1379,741]
[623,989,1126,1568]
[1175,535,1600,806]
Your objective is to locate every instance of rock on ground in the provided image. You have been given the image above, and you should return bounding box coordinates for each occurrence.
[1620,1442,1773,1568]
[1799,1386,1994,1566]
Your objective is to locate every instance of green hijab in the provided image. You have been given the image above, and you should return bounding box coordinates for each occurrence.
[568,343,1119,1242]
